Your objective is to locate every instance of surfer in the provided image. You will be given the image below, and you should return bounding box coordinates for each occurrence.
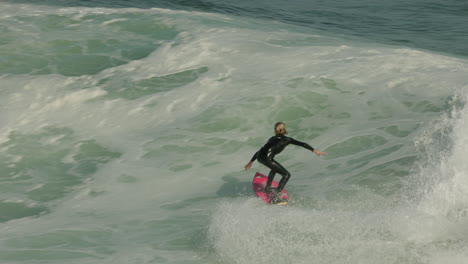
[244,122,326,195]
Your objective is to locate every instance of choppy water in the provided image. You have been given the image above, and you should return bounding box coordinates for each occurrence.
[1,1,468,263]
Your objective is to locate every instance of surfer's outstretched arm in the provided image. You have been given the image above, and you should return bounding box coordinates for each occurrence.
[244,151,258,170]
[290,138,326,156]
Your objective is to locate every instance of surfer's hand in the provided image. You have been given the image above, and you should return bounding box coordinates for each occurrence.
[313,150,327,156]
[244,161,253,170]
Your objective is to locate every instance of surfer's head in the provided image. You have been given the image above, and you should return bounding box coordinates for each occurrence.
[274,122,288,136]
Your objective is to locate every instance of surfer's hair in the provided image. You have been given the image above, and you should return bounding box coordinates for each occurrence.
[274,122,288,136]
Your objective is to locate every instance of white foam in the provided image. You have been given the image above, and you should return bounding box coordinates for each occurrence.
[415,90,468,219]
[209,199,418,264]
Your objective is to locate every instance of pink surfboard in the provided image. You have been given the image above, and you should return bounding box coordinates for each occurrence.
[253,172,289,205]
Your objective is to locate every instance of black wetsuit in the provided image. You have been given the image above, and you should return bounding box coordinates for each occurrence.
[250,135,315,192]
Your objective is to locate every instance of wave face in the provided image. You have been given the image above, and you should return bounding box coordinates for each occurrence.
[0,2,468,264]
[6,0,468,57]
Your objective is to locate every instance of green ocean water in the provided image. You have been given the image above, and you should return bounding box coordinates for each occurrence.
[1,1,468,264]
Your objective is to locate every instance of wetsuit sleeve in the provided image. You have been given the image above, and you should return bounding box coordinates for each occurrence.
[290,138,315,152]
[250,151,259,162]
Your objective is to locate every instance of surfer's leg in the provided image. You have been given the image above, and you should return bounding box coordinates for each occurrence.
[271,159,290,192]
[257,157,277,193]
[264,169,276,192]
[262,159,290,192]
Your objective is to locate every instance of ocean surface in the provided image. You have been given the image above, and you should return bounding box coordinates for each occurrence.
[1,0,468,263]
